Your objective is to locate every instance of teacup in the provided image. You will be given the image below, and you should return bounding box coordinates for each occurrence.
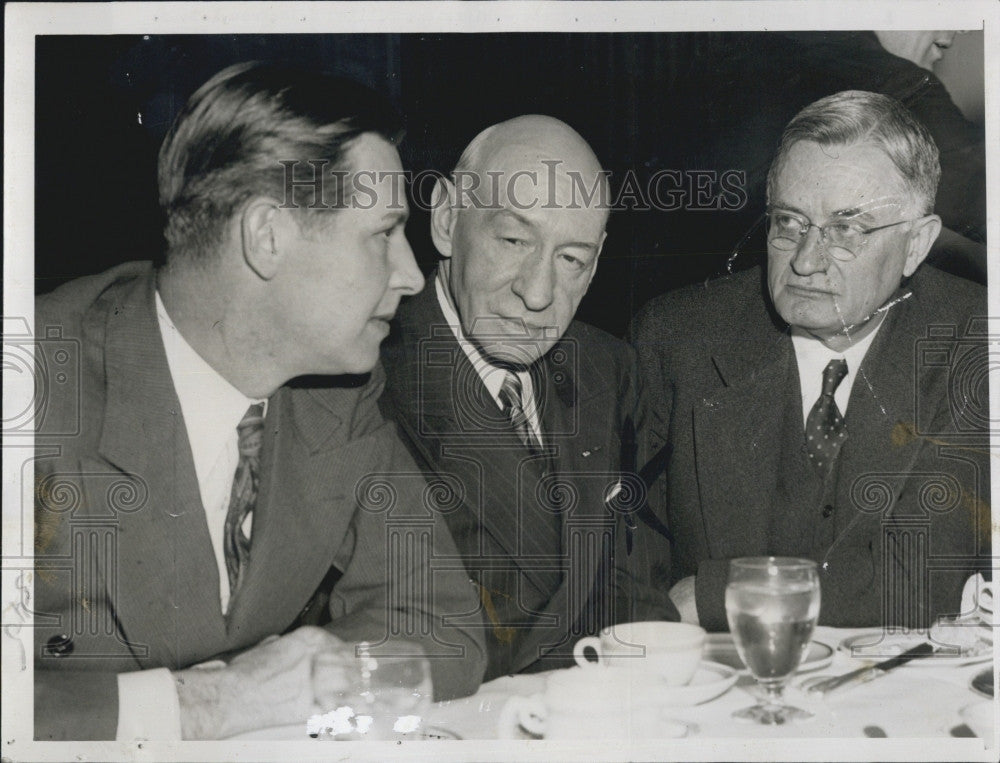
[498,668,688,740]
[573,621,706,686]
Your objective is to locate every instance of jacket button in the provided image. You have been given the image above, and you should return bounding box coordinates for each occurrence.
[822,504,834,519]
[44,634,74,657]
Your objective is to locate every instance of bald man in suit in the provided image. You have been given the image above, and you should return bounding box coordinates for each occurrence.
[380,116,678,681]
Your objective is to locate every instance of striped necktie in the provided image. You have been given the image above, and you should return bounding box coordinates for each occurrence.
[223,403,265,598]
[497,370,542,453]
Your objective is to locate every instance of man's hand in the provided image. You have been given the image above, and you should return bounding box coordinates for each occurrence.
[174,626,347,740]
[668,576,699,625]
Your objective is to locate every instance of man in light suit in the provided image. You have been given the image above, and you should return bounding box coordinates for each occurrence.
[380,115,678,681]
[33,62,486,740]
[633,91,990,632]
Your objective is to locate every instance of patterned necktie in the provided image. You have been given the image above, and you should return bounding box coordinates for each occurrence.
[223,403,265,598]
[497,370,541,453]
[805,359,849,473]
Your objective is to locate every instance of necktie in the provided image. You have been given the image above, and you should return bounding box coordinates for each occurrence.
[805,359,848,473]
[497,370,541,453]
[224,403,265,598]
[496,369,562,601]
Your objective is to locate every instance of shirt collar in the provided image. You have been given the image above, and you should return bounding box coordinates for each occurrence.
[789,314,883,369]
[155,291,266,484]
[434,269,514,403]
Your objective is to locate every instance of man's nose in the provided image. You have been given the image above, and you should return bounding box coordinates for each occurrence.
[511,249,556,312]
[790,227,830,277]
[389,235,425,295]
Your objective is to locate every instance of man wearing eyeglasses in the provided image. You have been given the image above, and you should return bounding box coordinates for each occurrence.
[632,90,990,632]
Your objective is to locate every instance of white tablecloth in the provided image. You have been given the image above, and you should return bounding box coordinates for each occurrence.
[232,626,993,748]
[424,626,993,741]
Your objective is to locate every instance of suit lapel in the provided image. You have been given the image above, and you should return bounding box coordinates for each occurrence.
[225,385,373,641]
[693,310,792,560]
[389,283,553,583]
[833,295,932,541]
[388,285,624,671]
[96,273,225,669]
[514,335,619,666]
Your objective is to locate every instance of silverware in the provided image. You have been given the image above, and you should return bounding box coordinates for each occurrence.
[805,642,934,695]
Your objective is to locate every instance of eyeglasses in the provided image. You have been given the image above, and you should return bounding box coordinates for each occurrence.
[765,207,919,261]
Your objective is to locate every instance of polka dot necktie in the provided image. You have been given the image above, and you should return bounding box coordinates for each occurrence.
[805,359,848,473]
[223,403,265,598]
[497,370,542,454]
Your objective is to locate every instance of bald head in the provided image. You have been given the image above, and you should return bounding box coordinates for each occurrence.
[452,115,609,217]
[457,115,604,177]
[431,115,609,366]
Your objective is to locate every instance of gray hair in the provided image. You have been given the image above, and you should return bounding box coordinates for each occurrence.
[766,90,940,214]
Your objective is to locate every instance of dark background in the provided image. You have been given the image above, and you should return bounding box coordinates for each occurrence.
[35,33,986,337]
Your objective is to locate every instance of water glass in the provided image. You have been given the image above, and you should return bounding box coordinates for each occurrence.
[310,641,432,740]
[725,557,820,724]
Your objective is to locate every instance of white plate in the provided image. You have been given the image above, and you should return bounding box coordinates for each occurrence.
[657,661,738,706]
[838,631,993,667]
[703,634,834,674]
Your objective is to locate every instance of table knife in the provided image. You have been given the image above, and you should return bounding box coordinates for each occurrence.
[806,642,935,695]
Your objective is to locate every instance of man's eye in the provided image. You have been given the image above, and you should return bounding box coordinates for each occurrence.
[501,237,528,247]
[559,253,586,269]
[774,214,800,231]
[826,223,855,240]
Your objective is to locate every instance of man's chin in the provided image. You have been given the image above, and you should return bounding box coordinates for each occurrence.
[320,346,379,378]
[476,341,549,368]
[777,301,837,332]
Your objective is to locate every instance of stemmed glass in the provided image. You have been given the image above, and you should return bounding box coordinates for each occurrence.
[725,557,821,724]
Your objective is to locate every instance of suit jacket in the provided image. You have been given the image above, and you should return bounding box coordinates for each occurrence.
[33,262,486,740]
[379,274,678,680]
[632,265,991,631]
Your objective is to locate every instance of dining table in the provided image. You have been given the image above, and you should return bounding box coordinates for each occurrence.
[233,625,995,758]
[431,625,993,740]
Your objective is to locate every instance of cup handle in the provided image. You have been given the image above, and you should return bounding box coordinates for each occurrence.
[497,694,547,739]
[573,636,603,668]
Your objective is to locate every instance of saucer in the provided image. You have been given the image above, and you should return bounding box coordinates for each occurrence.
[656,661,738,706]
[703,634,834,674]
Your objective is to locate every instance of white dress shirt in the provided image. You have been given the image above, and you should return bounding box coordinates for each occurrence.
[116,291,265,741]
[790,318,883,428]
[435,271,544,445]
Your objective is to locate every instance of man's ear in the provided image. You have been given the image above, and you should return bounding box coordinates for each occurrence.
[241,197,281,280]
[429,177,458,259]
[902,213,942,277]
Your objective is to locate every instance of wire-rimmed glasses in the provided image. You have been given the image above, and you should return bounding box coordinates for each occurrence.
[765,207,919,261]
